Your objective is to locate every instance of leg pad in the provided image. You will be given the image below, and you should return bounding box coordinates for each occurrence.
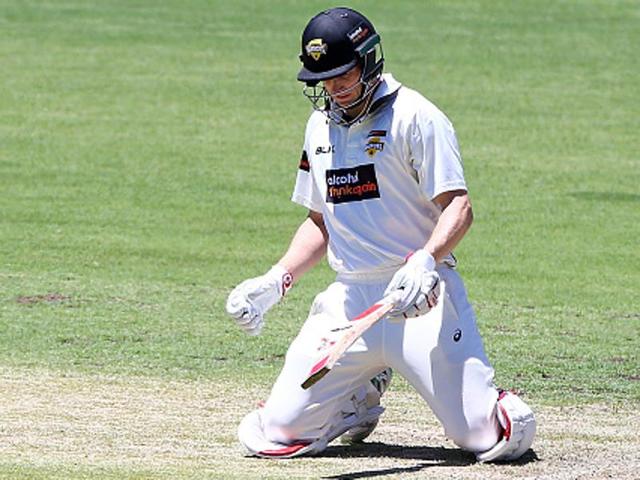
[476,391,536,462]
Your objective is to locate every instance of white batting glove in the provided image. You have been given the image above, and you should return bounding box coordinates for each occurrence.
[226,265,293,336]
[384,249,440,318]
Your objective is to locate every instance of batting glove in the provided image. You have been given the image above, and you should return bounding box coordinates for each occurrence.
[384,249,440,318]
[226,265,293,336]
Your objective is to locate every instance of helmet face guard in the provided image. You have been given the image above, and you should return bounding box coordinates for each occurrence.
[297,8,385,125]
[302,38,383,125]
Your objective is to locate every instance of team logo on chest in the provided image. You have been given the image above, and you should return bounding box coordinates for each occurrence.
[325,164,380,204]
[365,130,387,158]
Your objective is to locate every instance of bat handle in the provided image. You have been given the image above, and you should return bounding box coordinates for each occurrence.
[382,290,403,308]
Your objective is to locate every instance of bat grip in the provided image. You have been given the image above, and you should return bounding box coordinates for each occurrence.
[381,290,403,308]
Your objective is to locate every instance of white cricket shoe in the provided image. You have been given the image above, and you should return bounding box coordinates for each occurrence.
[476,390,536,462]
[340,368,393,444]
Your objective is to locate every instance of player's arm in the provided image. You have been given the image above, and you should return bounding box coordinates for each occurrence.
[384,189,472,318]
[425,189,473,262]
[385,106,473,318]
[226,210,327,335]
[278,210,328,281]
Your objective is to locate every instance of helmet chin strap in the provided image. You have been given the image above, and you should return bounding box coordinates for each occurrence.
[327,76,380,126]
[301,71,382,126]
[327,74,381,126]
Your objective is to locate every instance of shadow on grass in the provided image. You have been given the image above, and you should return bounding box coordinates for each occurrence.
[317,443,539,479]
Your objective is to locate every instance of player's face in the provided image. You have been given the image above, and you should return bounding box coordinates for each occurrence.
[323,65,363,108]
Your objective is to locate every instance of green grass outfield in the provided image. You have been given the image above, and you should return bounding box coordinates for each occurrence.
[1,0,639,477]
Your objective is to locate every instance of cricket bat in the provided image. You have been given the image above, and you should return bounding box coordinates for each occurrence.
[300,292,400,390]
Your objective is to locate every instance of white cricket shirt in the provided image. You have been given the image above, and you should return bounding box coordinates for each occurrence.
[292,74,466,277]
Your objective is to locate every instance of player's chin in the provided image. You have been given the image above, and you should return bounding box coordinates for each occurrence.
[333,95,357,108]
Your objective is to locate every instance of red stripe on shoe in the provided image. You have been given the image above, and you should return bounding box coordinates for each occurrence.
[259,442,311,457]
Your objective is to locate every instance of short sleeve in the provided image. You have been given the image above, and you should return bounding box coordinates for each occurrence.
[291,148,324,212]
[409,107,467,200]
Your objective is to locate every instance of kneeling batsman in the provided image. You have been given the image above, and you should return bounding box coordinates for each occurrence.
[226,250,535,462]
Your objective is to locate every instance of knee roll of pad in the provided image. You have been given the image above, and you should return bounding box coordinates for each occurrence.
[476,391,536,463]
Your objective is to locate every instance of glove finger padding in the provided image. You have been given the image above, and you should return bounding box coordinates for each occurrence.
[242,312,264,336]
[422,272,440,309]
[395,272,440,318]
[226,289,255,324]
[399,293,427,319]
[386,273,421,313]
[384,250,440,319]
[225,265,292,335]
[226,287,263,335]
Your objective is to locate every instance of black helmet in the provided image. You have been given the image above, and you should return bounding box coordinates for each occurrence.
[298,7,384,85]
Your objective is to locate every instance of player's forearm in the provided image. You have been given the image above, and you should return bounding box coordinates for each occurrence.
[277,211,328,281]
[425,193,473,263]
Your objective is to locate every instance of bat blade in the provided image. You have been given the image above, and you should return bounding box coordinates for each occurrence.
[300,296,397,390]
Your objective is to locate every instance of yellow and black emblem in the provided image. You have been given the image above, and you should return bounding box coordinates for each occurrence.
[305,38,327,61]
[365,137,384,157]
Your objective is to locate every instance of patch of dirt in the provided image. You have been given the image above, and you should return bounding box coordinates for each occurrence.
[16,293,70,305]
[0,368,638,479]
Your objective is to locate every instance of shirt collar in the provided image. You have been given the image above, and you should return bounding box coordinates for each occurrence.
[371,73,402,105]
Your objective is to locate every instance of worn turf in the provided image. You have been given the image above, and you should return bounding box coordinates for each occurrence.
[1,368,639,480]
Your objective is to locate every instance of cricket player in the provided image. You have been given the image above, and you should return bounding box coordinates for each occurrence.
[226,7,536,461]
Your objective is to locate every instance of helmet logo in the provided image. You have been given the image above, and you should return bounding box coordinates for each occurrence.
[305,38,328,61]
[348,25,369,44]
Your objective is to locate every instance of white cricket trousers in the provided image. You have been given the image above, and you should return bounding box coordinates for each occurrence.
[258,266,501,452]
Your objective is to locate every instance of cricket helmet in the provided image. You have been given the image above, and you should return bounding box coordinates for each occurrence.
[297,7,384,85]
[297,7,384,125]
